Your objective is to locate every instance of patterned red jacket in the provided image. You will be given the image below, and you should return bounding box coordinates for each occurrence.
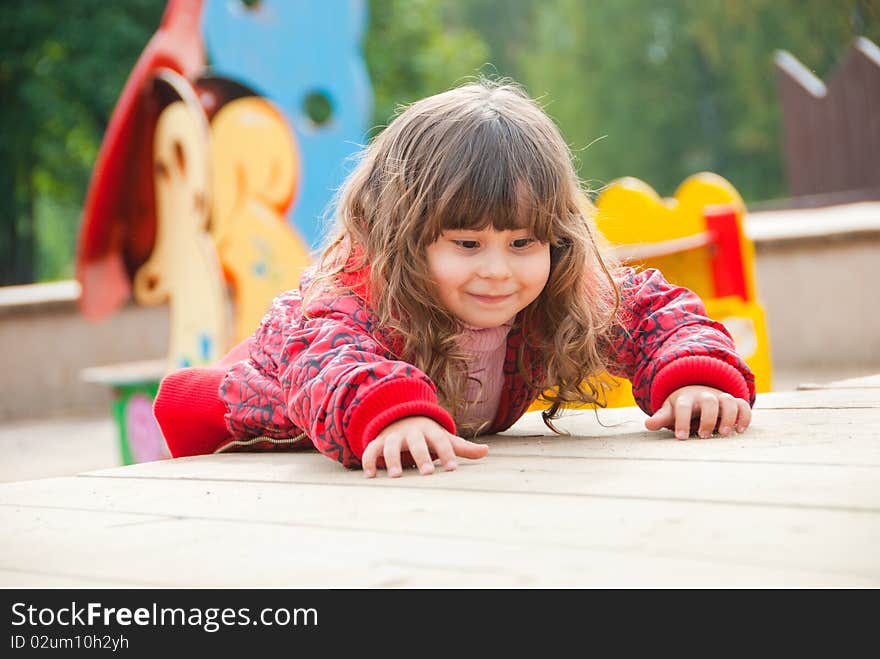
[154,266,755,468]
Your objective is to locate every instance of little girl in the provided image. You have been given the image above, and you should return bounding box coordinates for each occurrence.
[154,80,755,478]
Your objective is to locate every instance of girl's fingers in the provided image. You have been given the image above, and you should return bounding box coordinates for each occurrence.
[448,434,490,460]
[362,440,381,478]
[717,394,738,436]
[405,434,435,475]
[736,399,752,433]
[383,435,404,478]
[697,393,720,438]
[648,388,753,441]
[673,396,694,440]
[364,428,489,479]
[425,431,458,470]
[645,401,673,431]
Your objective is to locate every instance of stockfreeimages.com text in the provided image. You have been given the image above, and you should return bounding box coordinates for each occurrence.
[11,601,317,633]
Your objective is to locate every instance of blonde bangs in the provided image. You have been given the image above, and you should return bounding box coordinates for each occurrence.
[417,114,566,247]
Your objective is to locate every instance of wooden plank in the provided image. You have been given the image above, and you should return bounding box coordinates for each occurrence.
[2,375,878,588]
[62,436,880,511]
[79,359,167,385]
[76,457,880,511]
[1,478,876,587]
[496,407,880,464]
[0,569,145,587]
[75,406,880,475]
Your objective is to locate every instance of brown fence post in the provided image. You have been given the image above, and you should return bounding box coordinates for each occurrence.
[775,37,880,203]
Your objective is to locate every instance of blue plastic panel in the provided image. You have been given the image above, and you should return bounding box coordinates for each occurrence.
[204,0,372,249]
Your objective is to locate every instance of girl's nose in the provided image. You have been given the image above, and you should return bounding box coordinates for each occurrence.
[476,249,513,279]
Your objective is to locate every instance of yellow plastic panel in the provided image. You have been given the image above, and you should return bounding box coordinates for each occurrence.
[210,96,312,342]
[530,172,771,413]
[673,173,757,302]
[133,97,229,369]
[704,296,772,394]
[595,174,736,300]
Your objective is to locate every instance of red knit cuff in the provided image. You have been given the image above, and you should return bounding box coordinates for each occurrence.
[153,366,231,457]
[650,355,752,413]
[346,379,456,459]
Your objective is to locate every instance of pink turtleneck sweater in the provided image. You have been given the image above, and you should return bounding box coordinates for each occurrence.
[456,323,512,430]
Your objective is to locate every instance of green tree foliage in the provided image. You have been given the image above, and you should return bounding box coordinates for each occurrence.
[0,0,165,284]
[443,0,535,78]
[517,0,880,200]
[366,0,489,133]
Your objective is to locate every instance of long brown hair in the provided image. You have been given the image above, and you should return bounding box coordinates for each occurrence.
[307,79,622,431]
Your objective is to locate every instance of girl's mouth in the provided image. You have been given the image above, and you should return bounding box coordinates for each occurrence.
[467,293,514,304]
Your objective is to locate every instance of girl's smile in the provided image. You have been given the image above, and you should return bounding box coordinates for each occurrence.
[426,227,551,328]
[467,293,515,304]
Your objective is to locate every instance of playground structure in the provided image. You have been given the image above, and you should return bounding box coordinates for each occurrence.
[132,71,228,368]
[529,172,773,413]
[206,86,310,343]
[596,173,772,406]
[75,0,370,463]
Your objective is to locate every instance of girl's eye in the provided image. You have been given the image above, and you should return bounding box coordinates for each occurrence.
[511,238,536,249]
[453,240,480,249]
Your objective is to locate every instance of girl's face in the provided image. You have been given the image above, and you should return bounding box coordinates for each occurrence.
[426,227,551,328]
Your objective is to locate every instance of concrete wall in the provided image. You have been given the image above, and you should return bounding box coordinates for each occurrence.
[747,202,880,373]
[754,235,880,369]
[0,286,168,420]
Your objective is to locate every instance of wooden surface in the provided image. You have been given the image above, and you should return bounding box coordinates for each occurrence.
[1,378,877,587]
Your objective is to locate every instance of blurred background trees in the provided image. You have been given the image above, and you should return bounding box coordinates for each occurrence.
[1,0,167,284]
[2,0,878,285]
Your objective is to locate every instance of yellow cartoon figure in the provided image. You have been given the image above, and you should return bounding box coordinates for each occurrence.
[133,71,229,369]
[209,95,312,342]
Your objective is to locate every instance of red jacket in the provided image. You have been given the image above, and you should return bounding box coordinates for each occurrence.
[154,266,755,468]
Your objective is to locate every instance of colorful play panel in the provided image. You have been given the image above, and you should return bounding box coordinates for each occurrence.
[596,172,772,397]
[80,360,170,464]
[75,0,367,464]
[532,172,773,412]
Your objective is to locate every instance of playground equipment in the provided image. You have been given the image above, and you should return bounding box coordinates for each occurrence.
[531,172,772,411]
[76,0,205,322]
[76,0,370,464]
[203,0,372,248]
[206,87,311,342]
[132,71,228,369]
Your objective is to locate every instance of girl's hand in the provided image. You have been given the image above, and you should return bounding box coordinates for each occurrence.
[644,385,752,440]
[362,416,490,478]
